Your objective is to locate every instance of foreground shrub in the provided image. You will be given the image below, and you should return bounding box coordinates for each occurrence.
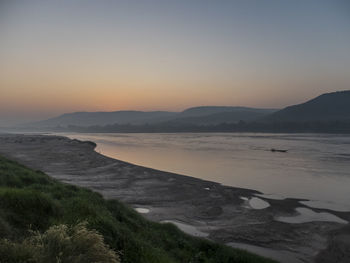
[0,223,120,263]
[0,188,59,231]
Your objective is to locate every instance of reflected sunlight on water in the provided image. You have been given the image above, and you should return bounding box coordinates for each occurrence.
[59,132,350,211]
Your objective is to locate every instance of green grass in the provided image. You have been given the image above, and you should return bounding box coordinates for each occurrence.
[0,155,277,263]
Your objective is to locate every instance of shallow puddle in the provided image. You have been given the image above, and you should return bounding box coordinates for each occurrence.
[135,208,150,214]
[249,197,270,209]
[240,196,270,209]
[300,200,350,212]
[275,207,348,224]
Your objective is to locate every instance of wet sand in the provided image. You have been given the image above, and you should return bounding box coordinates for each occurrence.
[0,134,349,263]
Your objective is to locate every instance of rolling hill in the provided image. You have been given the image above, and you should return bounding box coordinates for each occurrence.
[265,90,350,122]
[29,111,177,127]
[166,107,277,125]
[25,107,277,128]
[16,91,350,132]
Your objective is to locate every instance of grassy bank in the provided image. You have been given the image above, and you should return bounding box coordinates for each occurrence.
[0,155,276,263]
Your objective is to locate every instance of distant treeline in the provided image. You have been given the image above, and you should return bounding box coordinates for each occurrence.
[48,120,350,133]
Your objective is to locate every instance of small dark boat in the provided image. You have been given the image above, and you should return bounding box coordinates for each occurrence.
[270,148,288,153]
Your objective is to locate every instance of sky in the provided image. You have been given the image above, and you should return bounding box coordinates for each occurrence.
[1,0,350,125]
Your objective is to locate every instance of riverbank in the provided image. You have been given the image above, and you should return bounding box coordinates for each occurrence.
[0,134,349,263]
[0,155,276,263]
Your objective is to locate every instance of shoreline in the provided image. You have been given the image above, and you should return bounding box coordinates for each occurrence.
[1,133,350,263]
[59,131,350,212]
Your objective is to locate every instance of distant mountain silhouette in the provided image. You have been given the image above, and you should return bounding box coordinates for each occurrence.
[181,106,275,116]
[265,90,350,122]
[25,90,350,129]
[166,107,277,125]
[14,92,350,133]
[26,106,276,127]
[31,111,177,127]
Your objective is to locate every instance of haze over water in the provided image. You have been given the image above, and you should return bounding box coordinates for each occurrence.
[61,132,350,211]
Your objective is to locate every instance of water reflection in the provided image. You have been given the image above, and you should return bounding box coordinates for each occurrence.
[58,133,350,211]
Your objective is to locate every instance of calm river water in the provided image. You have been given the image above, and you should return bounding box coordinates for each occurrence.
[60,133,350,211]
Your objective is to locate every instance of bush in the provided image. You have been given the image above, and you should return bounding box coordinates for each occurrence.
[0,188,59,230]
[0,223,120,263]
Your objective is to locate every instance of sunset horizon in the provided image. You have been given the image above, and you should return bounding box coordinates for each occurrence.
[2,89,348,127]
[2,0,350,125]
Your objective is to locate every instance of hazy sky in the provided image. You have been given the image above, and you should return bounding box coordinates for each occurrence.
[1,0,350,125]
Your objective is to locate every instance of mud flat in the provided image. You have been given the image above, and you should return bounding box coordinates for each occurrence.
[0,134,349,263]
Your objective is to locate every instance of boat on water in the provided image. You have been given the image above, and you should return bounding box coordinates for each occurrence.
[270,148,288,153]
